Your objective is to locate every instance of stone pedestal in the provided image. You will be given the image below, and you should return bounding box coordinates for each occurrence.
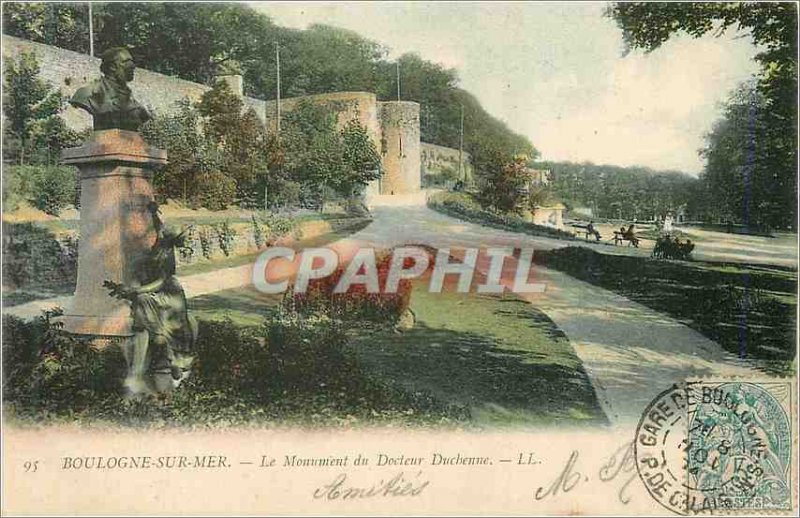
[59,129,166,336]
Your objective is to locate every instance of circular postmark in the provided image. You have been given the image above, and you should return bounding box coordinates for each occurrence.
[635,382,792,515]
[634,384,692,515]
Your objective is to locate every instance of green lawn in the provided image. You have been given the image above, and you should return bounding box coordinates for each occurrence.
[534,247,797,374]
[189,287,281,327]
[348,285,607,427]
[187,280,606,428]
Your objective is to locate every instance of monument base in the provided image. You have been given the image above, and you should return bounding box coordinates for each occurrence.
[59,129,166,338]
[59,313,134,337]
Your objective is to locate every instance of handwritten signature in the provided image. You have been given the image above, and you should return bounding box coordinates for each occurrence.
[314,471,430,500]
[534,442,637,504]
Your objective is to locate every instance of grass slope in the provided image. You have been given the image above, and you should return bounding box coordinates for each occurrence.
[349,285,607,427]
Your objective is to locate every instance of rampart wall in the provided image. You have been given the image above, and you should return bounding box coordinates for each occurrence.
[3,35,467,195]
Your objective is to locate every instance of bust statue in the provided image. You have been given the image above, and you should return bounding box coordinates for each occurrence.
[70,47,152,131]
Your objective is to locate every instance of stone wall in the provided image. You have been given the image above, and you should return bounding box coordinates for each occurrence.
[1,35,265,130]
[2,216,369,293]
[421,142,473,183]
[2,35,429,195]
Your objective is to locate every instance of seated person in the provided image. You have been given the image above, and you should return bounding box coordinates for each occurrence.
[586,221,601,241]
[624,224,639,248]
[614,226,626,245]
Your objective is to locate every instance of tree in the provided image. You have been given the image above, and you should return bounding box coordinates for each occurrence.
[2,2,92,54]
[279,100,381,210]
[198,81,271,204]
[474,149,530,214]
[698,82,792,229]
[141,98,211,203]
[2,50,80,165]
[607,2,797,229]
[338,118,382,197]
[537,160,697,220]
[6,3,538,165]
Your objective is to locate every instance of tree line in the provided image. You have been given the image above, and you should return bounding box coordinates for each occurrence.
[608,2,797,230]
[2,50,381,213]
[2,2,537,166]
[535,161,698,221]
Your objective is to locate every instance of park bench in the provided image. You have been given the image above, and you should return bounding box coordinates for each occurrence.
[571,224,601,242]
[613,231,639,247]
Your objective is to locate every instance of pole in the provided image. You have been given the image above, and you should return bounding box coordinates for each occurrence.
[266,41,282,213]
[396,61,400,101]
[88,2,94,57]
[459,104,464,181]
[275,42,281,135]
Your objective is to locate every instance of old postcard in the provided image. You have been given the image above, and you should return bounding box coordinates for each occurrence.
[1,1,798,515]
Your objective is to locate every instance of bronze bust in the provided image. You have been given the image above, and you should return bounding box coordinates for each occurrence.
[70,47,152,131]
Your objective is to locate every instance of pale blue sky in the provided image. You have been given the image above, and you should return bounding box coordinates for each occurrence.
[252,1,761,174]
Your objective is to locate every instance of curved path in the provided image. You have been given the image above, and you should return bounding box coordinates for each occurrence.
[5,199,766,426]
[341,201,764,426]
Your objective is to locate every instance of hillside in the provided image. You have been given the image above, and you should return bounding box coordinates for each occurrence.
[2,2,536,161]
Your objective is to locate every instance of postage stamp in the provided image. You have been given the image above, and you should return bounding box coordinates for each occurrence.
[635,379,795,515]
[685,380,793,513]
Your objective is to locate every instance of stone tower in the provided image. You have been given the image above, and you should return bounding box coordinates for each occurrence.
[378,101,421,195]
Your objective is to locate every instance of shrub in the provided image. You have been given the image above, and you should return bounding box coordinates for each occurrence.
[191,170,236,210]
[188,319,268,394]
[2,310,127,413]
[198,227,213,259]
[251,215,265,248]
[428,191,576,240]
[214,221,236,256]
[2,222,77,290]
[3,165,77,215]
[652,235,695,260]
[2,311,467,427]
[265,177,301,209]
[265,311,348,392]
[282,249,416,324]
[260,213,296,244]
[2,166,26,211]
[29,165,78,215]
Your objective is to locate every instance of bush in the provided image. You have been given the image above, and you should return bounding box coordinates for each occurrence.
[2,222,77,290]
[265,177,301,209]
[652,235,695,260]
[213,221,237,256]
[282,249,415,324]
[265,311,348,392]
[3,311,465,427]
[2,166,26,211]
[259,213,297,244]
[2,310,127,414]
[428,191,576,240]
[190,170,236,210]
[3,165,77,215]
[29,165,78,215]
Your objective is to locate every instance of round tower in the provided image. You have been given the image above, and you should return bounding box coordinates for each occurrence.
[379,101,420,194]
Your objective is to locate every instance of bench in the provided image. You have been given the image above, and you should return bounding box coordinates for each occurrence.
[572,224,601,242]
[613,231,639,247]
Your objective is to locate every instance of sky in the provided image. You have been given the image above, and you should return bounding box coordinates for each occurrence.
[251,1,761,175]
